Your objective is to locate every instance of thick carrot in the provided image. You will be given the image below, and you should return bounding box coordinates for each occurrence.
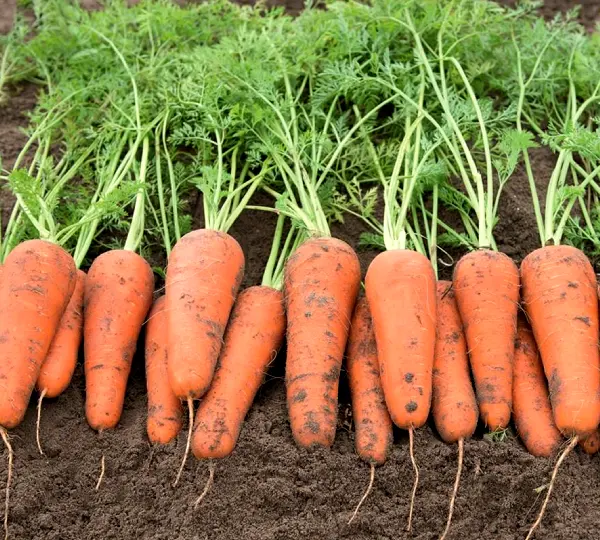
[453,249,519,431]
[346,296,392,525]
[37,270,86,398]
[432,281,478,540]
[513,316,562,457]
[579,430,600,455]
[166,229,244,400]
[346,296,392,465]
[192,285,285,459]
[146,296,183,445]
[0,239,76,428]
[84,250,154,431]
[521,245,600,436]
[365,249,436,430]
[285,237,360,449]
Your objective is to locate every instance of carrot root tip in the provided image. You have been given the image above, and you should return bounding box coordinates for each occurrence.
[407,428,419,533]
[36,389,47,457]
[95,455,106,491]
[440,438,464,540]
[525,436,578,540]
[173,396,194,487]
[348,463,375,525]
[194,462,215,509]
[0,427,12,540]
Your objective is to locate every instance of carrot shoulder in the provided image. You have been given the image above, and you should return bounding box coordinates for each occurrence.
[285,237,360,449]
[346,296,392,465]
[521,245,600,436]
[432,281,478,443]
[84,250,154,431]
[0,240,76,428]
[192,285,285,459]
[513,316,562,457]
[37,269,86,398]
[166,229,244,400]
[146,296,183,444]
[365,249,436,429]
[453,249,519,431]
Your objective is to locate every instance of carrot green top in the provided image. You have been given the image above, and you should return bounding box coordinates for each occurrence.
[261,214,304,291]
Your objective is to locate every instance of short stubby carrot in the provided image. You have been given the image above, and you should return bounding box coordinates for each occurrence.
[166,229,244,400]
[453,249,519,431]
[0,239,76,428]
[346,296,393,465]
[365,249,436,429]
[513,316,562,457]
[84,250,154,431]
[285,237,360,449]
[146,296,183,444]
[432,281,478,444]
[192,285,285,459]
[37,269,86,398]
[521,245,600,437]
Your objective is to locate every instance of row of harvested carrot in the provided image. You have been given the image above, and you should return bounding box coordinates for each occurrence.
[0,229,598,537]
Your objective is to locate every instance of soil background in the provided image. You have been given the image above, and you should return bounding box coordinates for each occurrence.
[1,1,600,539]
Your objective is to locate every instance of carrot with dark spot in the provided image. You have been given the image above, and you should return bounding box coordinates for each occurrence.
[146,296,182,445]
[432,281,478,540]
[346,296,392,524]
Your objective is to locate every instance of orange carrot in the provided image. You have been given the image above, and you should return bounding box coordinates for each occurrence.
[513,316,562,457]
[432,281,478,540]
[84,250,154,431]
[0,239,76,429]
[453,249,519,431]
[346,296,392,524]
[365,250,436,429]
[146,296,183,445]
[285,237,360,449]
[192,285,285,459]
[521,245,600,437]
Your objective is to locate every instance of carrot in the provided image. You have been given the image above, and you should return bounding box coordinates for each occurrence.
[453,250,519,431]
[191,285,285,459]
[521,245,600,437]
[521,245,600,540]
[84,250,154,431]
[513,316,562,458]
[432,281,478,540]
[146,296,183,445]
[34,269,86,454]
[285,237,361,449]
[0,239,76,540]
[345,296,392,525]
[579,430,600,455]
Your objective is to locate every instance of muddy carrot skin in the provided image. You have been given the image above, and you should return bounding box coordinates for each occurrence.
[0,240,76,428]
[513,317,562,457]
[579,430,600,455]
[285,237,361,449]
[432,281,478,443]
[453,249,520,431]
[521,245,600,437]
[346,297,393,465]
[146,296,183,444]
[84,250,154,431]
[166,229,244,400]
[365,249,436,429]
[37,270,86,398]
[192,286,285,458]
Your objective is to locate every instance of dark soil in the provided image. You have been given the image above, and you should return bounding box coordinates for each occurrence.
[1,1,600,540]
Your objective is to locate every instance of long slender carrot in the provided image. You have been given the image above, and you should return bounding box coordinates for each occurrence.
[192,285,285,459]
[453,249,520,431]
[521,245,600,436]
[84,250,154,431]
[285,237,360,449]
[146,296,183,445]
[346,296,392,525]
[513,316,562,458]
[432,281,478,540]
